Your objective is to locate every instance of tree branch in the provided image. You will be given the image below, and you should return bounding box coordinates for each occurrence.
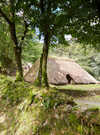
[9,0,15,19]
[9,22,18,46]
[0,8,11,24]
[40,0,44,14]
[21,20,29,41]
[0,6,18,46]
[18,20,29,47]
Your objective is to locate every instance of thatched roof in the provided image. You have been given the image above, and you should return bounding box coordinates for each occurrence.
[24,57,97,84]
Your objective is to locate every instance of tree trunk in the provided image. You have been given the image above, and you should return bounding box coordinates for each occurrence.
[14,46,23,79]
[0,8,24,79]
[42,40,49,87]
[38,53,43,87]
[9,23,23,79]
[38,33,49,88]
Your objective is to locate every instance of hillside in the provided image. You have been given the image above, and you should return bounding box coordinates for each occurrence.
[0,75,100,135]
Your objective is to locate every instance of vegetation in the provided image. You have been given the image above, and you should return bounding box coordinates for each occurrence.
[0,75,100,135]
[50,43,100,80]
[54,84,100,91]
[0,0,100,134]
[22,40,42,64]
[19,0,100,87]
[0,19,14,72]
[0,0,30,79]
[0,0,100,85]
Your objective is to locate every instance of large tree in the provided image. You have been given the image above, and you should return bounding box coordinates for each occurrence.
[23,0,100,87]
[0,0,29,79]
[1,0,99,86]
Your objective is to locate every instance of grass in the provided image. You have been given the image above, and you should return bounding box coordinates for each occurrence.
[0,75,100,135]
[75,95,100,109]
[54,84,100,91]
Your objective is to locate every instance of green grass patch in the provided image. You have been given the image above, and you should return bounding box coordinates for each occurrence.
[0,75,100,135]
[54,84,100,91]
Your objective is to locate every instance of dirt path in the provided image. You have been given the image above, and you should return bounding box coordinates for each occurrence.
[74,95,100,111]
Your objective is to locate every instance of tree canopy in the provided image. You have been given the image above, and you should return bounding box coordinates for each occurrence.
[0,0,100,86]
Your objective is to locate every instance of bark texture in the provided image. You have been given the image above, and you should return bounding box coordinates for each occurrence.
[14,46,23,78]
[9,23,23,78]
[38,33,49,88]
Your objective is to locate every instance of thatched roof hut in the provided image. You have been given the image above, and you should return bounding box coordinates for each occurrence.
[24,57,97,84]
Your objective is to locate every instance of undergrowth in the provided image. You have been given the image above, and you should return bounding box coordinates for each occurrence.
[0,75,100,135]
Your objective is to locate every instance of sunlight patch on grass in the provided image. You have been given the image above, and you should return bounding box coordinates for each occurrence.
[54,84,100,91]
[1,75,100,135]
